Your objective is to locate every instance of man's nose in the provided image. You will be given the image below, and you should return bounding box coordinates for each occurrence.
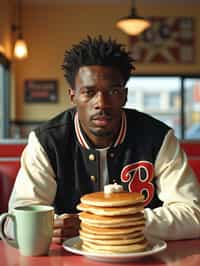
[94,91,111,109]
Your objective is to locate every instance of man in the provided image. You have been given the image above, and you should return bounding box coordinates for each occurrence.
[9,36,200,243]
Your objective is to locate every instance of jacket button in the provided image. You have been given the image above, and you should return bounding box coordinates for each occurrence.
[89,154,95,161]
[90,175,96,182]
[109,152,115,158]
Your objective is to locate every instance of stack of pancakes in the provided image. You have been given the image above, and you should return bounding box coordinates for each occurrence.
[77,191,147,254]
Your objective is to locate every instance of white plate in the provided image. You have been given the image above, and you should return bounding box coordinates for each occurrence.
[63,236,167,263]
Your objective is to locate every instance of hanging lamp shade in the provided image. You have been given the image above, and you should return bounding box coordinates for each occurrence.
[13,33,28,59]
[116,3,151,35]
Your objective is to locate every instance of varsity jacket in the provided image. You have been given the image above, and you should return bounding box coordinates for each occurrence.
[34,107,170,214]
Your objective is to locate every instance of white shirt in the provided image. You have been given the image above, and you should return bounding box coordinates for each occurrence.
[97,147,110,191]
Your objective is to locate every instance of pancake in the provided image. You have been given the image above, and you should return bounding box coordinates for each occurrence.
[80,230,143,240]
[80,191,144,207]
[80,220,145,228]
[80,222,145,235]
[79,211,145,226]
[81,221,145,228]
[80,234,145,245]
[77,202,144,216]
[82,240,148,253]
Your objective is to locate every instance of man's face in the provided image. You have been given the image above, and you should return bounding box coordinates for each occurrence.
[69,65,127,147]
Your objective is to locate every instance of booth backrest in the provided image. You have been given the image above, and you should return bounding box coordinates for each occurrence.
[188,159,200,182]
[0,160,20,213]
[180,141,200,183]
[0,143,26,157]
[0,143,26,213]
[180,141,200,157]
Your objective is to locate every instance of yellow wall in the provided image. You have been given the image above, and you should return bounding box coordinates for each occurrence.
[2,1,200,122]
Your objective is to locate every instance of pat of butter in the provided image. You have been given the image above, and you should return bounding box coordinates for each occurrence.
[104,183,123,194]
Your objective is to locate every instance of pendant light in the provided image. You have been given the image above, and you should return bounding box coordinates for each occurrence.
[12,0,28,59]
[13,35,28,59]
[116,0,151,36]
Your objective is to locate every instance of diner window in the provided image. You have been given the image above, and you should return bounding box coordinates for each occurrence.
[125,75,200,140]
[184,78,200,140]
[126,77,181,138]
[143,93,161,109]
[0,54,10,138]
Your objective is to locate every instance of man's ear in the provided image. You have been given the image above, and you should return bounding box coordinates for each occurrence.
[68,88,76,104]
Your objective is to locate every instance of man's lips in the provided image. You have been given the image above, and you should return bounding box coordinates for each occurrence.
[91,115,112,127]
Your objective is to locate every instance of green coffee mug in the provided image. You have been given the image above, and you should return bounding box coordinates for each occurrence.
[0,205,54,256]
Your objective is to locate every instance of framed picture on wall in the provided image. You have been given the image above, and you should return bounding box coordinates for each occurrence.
[24,79,58,103]
[129,17,196,64]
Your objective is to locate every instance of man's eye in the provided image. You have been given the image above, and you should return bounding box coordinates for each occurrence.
[109,88,121,95]
[82,89,95,97]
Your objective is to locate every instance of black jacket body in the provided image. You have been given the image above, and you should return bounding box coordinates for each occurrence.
[34,108,170,214]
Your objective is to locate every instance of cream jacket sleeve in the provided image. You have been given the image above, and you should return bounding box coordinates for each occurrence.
[144,129,200,240]
[9,131,57,210]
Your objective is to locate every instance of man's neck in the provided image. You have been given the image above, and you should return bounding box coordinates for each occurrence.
[76,111,125,149]
[90,136,114,149]
[81,123,121,149]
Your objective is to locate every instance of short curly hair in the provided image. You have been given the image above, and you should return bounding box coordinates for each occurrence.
[62,35,135,89]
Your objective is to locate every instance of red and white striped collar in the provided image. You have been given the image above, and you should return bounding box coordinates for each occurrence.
[74,110,127,149]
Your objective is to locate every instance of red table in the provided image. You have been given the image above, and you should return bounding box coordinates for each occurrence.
[1,239,200,266]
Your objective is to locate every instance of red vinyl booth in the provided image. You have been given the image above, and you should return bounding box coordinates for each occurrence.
[180,141,200,157]
[0,161,20,213]
[0,144,26,157]
[188,159,200,182]
[0,143,25,213]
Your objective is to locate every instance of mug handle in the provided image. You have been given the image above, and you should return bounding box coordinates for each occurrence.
[0,213,18,248]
